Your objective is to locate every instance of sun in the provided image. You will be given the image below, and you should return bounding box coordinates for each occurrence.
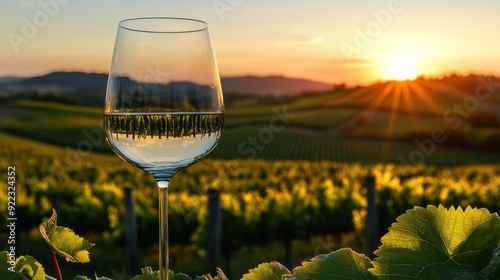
[384,61,418,81]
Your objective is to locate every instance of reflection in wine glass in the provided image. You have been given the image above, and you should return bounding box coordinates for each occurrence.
[104,17,224,279]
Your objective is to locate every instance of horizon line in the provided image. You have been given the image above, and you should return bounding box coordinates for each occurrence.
[2,69,500,87]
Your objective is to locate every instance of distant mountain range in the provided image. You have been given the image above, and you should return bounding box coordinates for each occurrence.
[0,76,24,84]
[0,71,333,106]
[0,72,108,106]
[221,75,333,95]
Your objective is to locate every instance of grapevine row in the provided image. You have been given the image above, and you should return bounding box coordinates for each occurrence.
[1,135,499,259]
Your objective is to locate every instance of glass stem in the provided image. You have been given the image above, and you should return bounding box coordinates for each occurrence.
[158,181,170,280]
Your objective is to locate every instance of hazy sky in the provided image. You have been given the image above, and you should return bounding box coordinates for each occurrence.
[1,0,500,84]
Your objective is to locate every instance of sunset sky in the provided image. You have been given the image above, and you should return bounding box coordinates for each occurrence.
[1,0,499,85]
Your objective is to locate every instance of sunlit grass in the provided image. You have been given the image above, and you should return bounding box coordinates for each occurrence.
[2,100,108,151]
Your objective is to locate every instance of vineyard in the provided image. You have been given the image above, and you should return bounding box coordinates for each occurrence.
[1,133,500,276]
[3,100,500,166]
[2,80,500,276]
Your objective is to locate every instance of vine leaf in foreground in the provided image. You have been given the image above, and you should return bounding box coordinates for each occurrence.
[39,209,95,263]
[241,261,291,280]
[195,268,229,280]
[168,271,192,280]
[372,205,500,280]
[0,252,45,280]
[130,267,158,280]
[291,248,377,280]
[131,267,192,280]
[479,247,500,279]
[73,275,112,280]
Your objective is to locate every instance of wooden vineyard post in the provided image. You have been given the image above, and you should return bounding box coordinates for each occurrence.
[365,175,378,259]
[207,188,221,275]
[124,187,139,275]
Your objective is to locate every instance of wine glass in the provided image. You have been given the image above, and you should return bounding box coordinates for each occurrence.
[103,17,224,279]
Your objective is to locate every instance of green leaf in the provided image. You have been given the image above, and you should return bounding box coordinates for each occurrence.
[131,267,158,280]
[73,276,111,280]
[195,268,228,280]
[479,247,500,279]
[94,276,113,280]
[241,261,290,280]
[16,256,46,280]
[0,252,46,280]
[131,267,192,280]
[169,271,192,280]
[292,248,377,280]
[73,276,110,280]
[372,205,500,280]
[39,209,95,263]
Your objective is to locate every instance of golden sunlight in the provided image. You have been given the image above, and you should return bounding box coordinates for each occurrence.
[384,61,418,81]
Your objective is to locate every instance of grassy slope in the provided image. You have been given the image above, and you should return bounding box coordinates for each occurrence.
[1,100,111,153]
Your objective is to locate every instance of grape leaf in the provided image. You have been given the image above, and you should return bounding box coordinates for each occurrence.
[39,209,95,263]
[131,267,192,280]
[131,267,158,280]
[73,276,111,280]
[479,247,500,279]
[169,271,192,280]
[372,205,500,280]
[292,248,377,280]
[241,261,291,280]
[195,268,228,280]
[0,252,45,280]
[15,256,45,280]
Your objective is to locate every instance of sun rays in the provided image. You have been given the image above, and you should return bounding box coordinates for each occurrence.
[326,79,464,141]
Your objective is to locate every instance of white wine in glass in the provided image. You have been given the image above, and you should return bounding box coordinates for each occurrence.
[103,17,224,279]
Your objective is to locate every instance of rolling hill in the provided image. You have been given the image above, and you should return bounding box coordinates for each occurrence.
[221,75,333,95]
[0,72,333,107]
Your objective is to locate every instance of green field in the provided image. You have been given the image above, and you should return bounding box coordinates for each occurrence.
[0,100,110,152]
[2,79,500,166]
